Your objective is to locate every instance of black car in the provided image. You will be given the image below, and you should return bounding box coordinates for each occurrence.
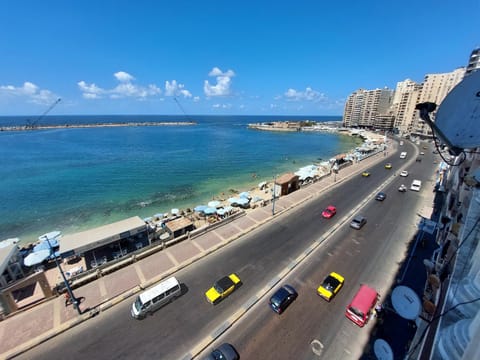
[375,192,387,201]
[269,285,297,314]
[204,343,239,360]
[416,157,422,162]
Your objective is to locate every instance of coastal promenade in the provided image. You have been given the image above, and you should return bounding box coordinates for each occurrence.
[0,148,391,359]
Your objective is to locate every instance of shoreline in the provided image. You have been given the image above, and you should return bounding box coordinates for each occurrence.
[0,121,196,132]
[5,126,385,247]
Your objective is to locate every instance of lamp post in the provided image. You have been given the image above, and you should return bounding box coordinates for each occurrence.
[333,164,339,182]
[42,235,82,315]
[272,174,277,216]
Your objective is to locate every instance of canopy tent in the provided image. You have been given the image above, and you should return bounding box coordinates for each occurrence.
[171,208,180,215]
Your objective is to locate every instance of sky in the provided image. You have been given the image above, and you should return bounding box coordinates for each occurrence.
[0,0,478,116]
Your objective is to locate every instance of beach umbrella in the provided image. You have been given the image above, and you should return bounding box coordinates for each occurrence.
[208,200,221,208]
[194,205,208,212]
[24,249,51,267]
[239,191,250,199]
[143,217,153,222]
[203,207,217,215]
[38,230,61,242]
[235,198,250,206]
[228,197,241,204]
[171,208,179,215]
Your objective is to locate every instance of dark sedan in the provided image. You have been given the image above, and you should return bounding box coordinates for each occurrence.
[269,285,298,314]
[375,192,387,201]
[204,343,239,360]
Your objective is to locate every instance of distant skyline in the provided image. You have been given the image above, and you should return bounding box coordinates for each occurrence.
[0,1,478,116]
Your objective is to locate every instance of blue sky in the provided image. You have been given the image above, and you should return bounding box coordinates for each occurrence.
[0,0,478,116]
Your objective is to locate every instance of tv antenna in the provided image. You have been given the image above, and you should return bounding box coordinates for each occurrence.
[25,97,61,129]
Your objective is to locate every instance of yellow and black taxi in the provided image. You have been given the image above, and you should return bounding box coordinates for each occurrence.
[205,273,241,304]
[362,171,371,177]
[317,272,345,301]
[385,163,392,169]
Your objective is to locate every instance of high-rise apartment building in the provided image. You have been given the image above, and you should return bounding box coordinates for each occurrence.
[391,79,422,135]
[410,67,465,137]
[342,88,393,128]
[466,47,480,75]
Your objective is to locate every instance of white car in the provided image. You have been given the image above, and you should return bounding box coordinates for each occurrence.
[400,170,409,177]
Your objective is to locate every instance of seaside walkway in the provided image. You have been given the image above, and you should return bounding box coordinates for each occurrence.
[0,149,392,359]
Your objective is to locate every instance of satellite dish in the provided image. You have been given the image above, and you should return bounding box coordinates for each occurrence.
[435,70,480,149]
[391,286,422,320]
[373,339,394,360]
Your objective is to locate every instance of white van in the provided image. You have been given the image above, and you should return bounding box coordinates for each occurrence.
[131,276,181,319]
[400,151,407,159]
[410,180,422,192]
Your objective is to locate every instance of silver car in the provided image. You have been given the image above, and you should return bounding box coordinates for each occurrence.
[350,215,367,229]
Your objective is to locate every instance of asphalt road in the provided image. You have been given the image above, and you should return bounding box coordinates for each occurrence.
[17,141,438,360]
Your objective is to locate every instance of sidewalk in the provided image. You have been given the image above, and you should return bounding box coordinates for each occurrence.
[0,150,390,359]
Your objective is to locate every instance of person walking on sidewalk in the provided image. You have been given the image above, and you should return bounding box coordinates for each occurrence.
[64,292,71,306]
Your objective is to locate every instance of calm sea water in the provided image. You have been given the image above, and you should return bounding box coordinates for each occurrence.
[0,115,361,244]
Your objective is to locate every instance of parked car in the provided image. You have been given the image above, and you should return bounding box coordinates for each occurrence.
[269,285,297,314]
[322,205,337,219]
[400,170,409,177]
[350,215,367,229]
[398,184,407,192]
[204,343,239,360]
[205,274,241,304]
[317,272,345,301]
[375,192,387,201]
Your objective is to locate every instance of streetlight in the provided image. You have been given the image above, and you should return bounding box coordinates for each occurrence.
[333,164,339,182]
[272,174,277,216]
[42,235,82,315]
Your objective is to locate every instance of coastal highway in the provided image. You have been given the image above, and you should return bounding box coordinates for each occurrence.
[17,141,437,359]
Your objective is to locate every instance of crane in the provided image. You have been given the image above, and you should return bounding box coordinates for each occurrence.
[25,97,61,129]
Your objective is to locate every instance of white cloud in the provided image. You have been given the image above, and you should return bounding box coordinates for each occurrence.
[78,72,161,100]
[164,80,192,98]
[283,87,326,102]
[114,71,135,82]
[204,67,235,97]
[193,96,200,102]
[0,81,59,105]
[212,103,232,109]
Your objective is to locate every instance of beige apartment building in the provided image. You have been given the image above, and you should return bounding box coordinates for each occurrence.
[342,88,393,128]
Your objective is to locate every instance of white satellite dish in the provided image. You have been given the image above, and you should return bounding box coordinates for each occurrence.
[373,339,394,360]
[391,286,422,320]
[434,70,480,149]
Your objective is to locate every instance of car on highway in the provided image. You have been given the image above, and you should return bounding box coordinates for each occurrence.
[322,205,337,219]
[362,171,371,177]
[317,272,345,301]
[398,184,407,192]
[350,215,367,229]
[375,192,387,201]
[420,151,425,155]
[269,285,298,314]
[416,157,422,162]
[385,163,392,169]
[205,274,241,304]
[400,170,409,177]
[204,343,239,360]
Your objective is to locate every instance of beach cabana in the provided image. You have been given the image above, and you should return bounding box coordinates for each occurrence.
[275,173,300,196]
[164,217,195,238]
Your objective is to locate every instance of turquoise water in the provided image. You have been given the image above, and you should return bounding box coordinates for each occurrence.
[0,115,361,244]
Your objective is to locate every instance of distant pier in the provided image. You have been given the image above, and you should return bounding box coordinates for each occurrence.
[0,121,197,132]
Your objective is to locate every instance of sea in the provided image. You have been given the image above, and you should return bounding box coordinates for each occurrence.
[0,115,363,245]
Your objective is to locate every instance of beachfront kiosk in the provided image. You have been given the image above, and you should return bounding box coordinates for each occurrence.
[60,216,149,270]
